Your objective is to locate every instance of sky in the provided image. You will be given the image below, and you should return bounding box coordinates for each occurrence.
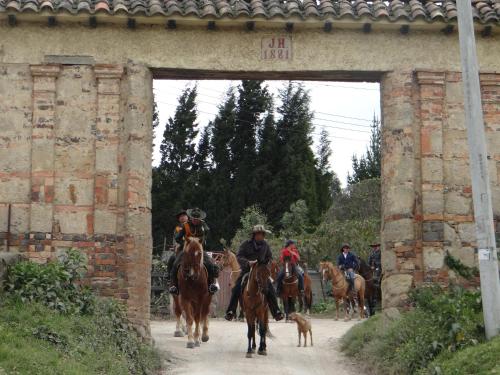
[152,80,381,186]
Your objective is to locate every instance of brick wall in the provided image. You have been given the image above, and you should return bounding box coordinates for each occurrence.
[0,63,153,336]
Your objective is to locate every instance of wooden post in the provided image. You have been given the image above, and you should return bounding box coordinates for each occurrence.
[457,0,500,339]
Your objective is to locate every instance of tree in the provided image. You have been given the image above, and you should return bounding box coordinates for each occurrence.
[152,96,160,149]
[316,129,341,212]
[281,200,310,238]
[348,115,381,185]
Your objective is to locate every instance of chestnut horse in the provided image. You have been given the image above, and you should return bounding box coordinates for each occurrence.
[302,267,313,315]
[221,248,244,320]
[242,261,270,358]
[280,258,300,321]
[178,237,212,348]
[319,261,366,321]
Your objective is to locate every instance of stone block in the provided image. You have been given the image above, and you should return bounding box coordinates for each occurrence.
[457,222,476,244]
[382,274,413,308]
[54,177,94,206]
[444,158,471,186]
[445,191,472,216]
[94,209,117,235]
[54,209,90,234]
[383,219,415,242]
[30,203,53,233]
[423,246,445,270]
[422,190,444,215]
[382,184,415,217]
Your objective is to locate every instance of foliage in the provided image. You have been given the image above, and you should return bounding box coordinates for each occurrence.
[281,199,310,238]
[231,206,273,249]
[329,178,381,221]
[341,285,485,375]
[348,115,381,185]
[444,252,479,280]
[0,299,161,375]
[5,249,95,315]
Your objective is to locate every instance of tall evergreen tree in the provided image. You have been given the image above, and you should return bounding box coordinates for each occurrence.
[229,80,272,227]
[275,82,318,224]
[347,115,381,185]
[316,129,340,213]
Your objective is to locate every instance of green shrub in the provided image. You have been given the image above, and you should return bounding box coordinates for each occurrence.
[341,285,485,375]
[5,249,95,314]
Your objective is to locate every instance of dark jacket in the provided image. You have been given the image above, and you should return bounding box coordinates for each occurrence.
[237,239,273,274]
[368,249,381,269]
[175,220,210,247]
[337,251,359,270]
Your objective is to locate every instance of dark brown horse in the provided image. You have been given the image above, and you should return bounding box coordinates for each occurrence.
[356,257,380,316]
[280,257,300,321]
[178,237,212,348]
[302,267,313,315]
[242,261,270,358]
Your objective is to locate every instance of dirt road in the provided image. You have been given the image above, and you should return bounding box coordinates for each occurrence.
[152,318,360,375]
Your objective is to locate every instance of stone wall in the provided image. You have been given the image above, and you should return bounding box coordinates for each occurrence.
[0,63,153,335]
[381,71,500,308]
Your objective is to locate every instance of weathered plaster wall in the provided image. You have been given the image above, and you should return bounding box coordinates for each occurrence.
[0,21,499,326]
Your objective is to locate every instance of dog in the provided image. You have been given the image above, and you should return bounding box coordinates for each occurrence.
[289,312,313,347]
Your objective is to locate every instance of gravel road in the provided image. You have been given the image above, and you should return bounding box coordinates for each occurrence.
[152,318,360,375]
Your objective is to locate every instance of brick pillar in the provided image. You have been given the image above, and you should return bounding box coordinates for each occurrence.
[29,65,60,262]
[122,64,153,337]
[416,71,448,283]
[380,71,419,308]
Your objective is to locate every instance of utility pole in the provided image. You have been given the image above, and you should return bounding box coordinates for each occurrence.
[457,0,500,339]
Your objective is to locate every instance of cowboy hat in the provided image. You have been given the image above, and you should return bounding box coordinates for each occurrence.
[175,209,188,219]
[252,224,272,235]
[370,242,381,247]
[340,243,351,251]
[186,208,206,220]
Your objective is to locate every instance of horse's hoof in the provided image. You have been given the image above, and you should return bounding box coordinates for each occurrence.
[251,348,256,353]
[202,335,209,342]
[246,353,253,358]
[334,318,339,321]
[187,342,195,349]
[258,350,267,356]
[174,331,184,337]
[194,341,201,347]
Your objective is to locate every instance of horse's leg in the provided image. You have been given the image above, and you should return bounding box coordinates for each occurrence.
[184,304,195,349]
[309,329,313,347]
[194,308,201,347]
[246,320,254,358]
[297,328,301,347]
[304,330,308,347]
[358,293,365,320]
[344,298,351,322]
[173,296,184,337]
[202,297,210,342]
[334,298,339,321]
[258,317,267,355]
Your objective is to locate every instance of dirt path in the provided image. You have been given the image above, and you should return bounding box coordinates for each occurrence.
[152,318,360,375]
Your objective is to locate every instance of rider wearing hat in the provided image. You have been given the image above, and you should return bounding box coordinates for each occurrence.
[336,243,358,293]
[166,209,189,280]
[276,239,304,297]
[224,224,284,322]
[169,208,220,296]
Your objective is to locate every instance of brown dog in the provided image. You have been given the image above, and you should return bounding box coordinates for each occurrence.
[289,312,313,347]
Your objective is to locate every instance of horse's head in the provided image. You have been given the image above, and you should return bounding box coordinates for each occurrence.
[182,237,204,280]
[250,261,271,294]
[319,261,333,282]
[283,256,292,277]
[270,260,279,280]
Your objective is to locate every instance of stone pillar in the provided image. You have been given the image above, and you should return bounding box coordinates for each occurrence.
[380,71,418,308]
[122,64,153,337]
[416,71,448,283]
[29,65,60,262]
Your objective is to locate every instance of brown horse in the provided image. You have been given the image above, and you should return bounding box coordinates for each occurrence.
[356,257,380,316]
[319,261,366,321]
[178,237,212,348]
[221,248,244,320]
[302,267,313,315]
[270,260,279,281]
[242,261,270,358]
[280,258,300,321]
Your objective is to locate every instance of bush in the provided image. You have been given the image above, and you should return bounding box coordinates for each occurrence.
[5,249,95,314]
[341,285,485,375]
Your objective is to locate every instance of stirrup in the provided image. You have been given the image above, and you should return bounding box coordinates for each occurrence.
[208,283,219,295]
[169,285,179,295]
[225,311,235,321]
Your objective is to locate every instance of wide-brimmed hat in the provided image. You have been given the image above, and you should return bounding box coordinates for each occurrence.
[175,209,188,219]
[340,243,351,251]
[252,224,272,235]
[370,242,381,247]
[187,208,206,220]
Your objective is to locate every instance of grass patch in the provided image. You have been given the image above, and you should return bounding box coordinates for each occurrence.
[0,299,161,375]
[340,285,486,375]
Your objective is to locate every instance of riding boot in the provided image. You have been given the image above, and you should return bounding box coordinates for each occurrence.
[265,282,284,321]
[204,252,220,294]
[166,254,176,282]
[168,265,180,295]
[225,282,242,321]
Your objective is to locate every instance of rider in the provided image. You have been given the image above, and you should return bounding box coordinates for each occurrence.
[336,243,358,294]
[224,225,284,322]
[169,208,220,296]
[367,241,382,284]
[276,240,304,297]
[166,209,188,282]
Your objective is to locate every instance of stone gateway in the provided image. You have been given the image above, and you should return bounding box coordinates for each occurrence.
[0,0,499,335]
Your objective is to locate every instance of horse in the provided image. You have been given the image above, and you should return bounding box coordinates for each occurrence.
[356,257,380,316]
[270,260,280,281]
[242,261,270,358]
[319,261,366,321]
[279,257,300,321]
[221,248,245,321]
[178,237,212,348]
[171,294,187,337]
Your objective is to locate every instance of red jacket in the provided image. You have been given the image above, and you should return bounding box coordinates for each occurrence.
[280,245,300,265]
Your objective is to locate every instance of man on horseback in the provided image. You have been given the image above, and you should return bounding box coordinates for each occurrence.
[276,240,304,297]
[368,241,382,286]
[169,208,220,296]
[224,225,284,322]
[166,209,189,283]
[336,243,358,294]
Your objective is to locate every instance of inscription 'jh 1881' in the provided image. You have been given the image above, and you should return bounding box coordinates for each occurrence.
[261,36,292,60]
